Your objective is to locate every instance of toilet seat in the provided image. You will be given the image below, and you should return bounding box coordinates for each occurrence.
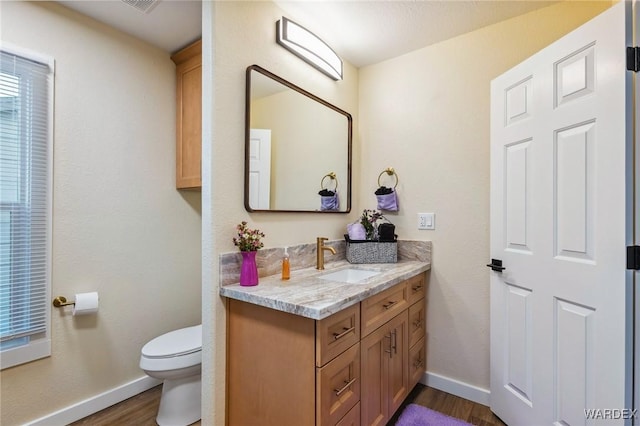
[142,324,202,358]
[140,324,202,372]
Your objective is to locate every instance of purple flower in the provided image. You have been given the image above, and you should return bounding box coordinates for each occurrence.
[232,221,266,252]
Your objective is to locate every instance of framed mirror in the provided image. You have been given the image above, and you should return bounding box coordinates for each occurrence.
[244,65,352,212]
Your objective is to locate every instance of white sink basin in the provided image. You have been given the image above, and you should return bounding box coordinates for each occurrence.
[319,268,381,283]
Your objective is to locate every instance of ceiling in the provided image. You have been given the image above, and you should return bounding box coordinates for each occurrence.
[57,0,557,66]
[57,0,202,54]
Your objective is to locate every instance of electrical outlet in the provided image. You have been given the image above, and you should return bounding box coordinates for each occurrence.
[418,213,435,230]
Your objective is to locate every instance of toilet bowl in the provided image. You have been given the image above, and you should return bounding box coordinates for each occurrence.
[140,324,202,426]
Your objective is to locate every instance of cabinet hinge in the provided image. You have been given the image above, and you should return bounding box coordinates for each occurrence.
[627,47,640,72]
[627,246,640,270]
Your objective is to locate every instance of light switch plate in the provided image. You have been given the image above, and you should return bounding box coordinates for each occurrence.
[418,213,435,230]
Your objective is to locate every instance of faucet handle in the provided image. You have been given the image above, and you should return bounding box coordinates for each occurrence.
[317,237,328,243]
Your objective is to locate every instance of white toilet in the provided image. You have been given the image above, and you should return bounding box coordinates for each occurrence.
[140,324,202,426]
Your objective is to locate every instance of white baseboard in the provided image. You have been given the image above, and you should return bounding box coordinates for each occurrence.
[26,375,162,426]
[421,371,491,407]
[25,371,485,425]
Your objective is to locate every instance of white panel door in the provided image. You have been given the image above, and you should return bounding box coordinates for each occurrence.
[248,128,271,210]
[490,3,633,425]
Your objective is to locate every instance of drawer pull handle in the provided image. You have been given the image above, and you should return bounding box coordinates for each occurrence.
[383,300,398,310]
[334,377,357,396]
[384,333,393,357]
[333,326,355,340]
[413,311,423,329]
[413,358,424,368]
[412,285,423,292]
[391,329,397,355]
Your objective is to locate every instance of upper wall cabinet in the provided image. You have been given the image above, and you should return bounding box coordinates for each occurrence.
[171,40,202,190]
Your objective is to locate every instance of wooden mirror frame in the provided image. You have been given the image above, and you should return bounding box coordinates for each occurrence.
[244,65,352,213]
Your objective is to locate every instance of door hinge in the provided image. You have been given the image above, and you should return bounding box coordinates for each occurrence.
[627,246,640,270]
[627,47,640,72]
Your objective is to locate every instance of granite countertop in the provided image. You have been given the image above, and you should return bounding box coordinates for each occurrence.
[219,259,431,320]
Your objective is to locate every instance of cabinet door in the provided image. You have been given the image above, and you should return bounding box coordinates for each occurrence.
[409,336,426,389]
[387,311,409,416]
[172,40,202,189]
[360,323,390,426]
[360,310,409,426]
[408,300,425,348]
[316,343,360,426]
[336,402,361,426]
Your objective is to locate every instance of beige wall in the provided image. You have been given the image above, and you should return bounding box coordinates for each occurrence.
[0,3,202,425]
[204,1,360,424]
[358,1,612,391]
[210,2,360,246]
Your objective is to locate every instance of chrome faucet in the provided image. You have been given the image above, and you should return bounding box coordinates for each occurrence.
[316,237,336,270]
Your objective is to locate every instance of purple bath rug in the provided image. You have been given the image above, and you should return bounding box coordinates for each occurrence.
[395,404,472,426]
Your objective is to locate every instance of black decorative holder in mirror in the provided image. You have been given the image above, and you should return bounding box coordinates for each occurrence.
[344,235,398,264]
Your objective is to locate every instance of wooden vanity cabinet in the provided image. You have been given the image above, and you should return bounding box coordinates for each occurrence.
[226,272,427,426]
[171,40,201,190]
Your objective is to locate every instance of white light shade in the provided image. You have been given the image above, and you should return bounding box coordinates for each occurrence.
[276,17,343,81]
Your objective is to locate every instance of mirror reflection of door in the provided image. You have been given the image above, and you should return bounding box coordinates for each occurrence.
[249,129,271,210]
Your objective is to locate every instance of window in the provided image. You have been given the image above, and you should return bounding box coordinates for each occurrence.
[0,47,53,369]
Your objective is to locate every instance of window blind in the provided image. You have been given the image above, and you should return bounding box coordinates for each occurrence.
[0,50,52,356]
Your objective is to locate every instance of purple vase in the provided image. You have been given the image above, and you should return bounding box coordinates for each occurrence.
[239,251,259,286]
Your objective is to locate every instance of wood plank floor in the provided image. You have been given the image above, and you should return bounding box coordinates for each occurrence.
[70,385,200,426]
[389,384,507,426]
[73,383,504,426]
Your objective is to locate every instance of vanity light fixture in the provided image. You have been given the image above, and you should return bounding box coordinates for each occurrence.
[276,17,343,81]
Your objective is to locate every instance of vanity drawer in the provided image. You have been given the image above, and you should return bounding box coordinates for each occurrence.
[408,300,426,348]
[336,401,360,426]
[317,304,361,367]
[316,343,361,426]
[361,281,409,337]
[409,336,426,390]
[407,273,426,305]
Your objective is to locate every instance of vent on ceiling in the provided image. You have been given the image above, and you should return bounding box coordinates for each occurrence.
[121,0,160,14]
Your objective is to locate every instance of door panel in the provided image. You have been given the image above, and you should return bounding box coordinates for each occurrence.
[505,139,532,253]
[505,283,533,406]
[248,128,271,210]
[554,299,594,425]
[554,121,595,262]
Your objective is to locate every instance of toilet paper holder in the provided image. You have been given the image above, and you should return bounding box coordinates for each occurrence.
[52,292,99,316]
[52,296,75,308]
